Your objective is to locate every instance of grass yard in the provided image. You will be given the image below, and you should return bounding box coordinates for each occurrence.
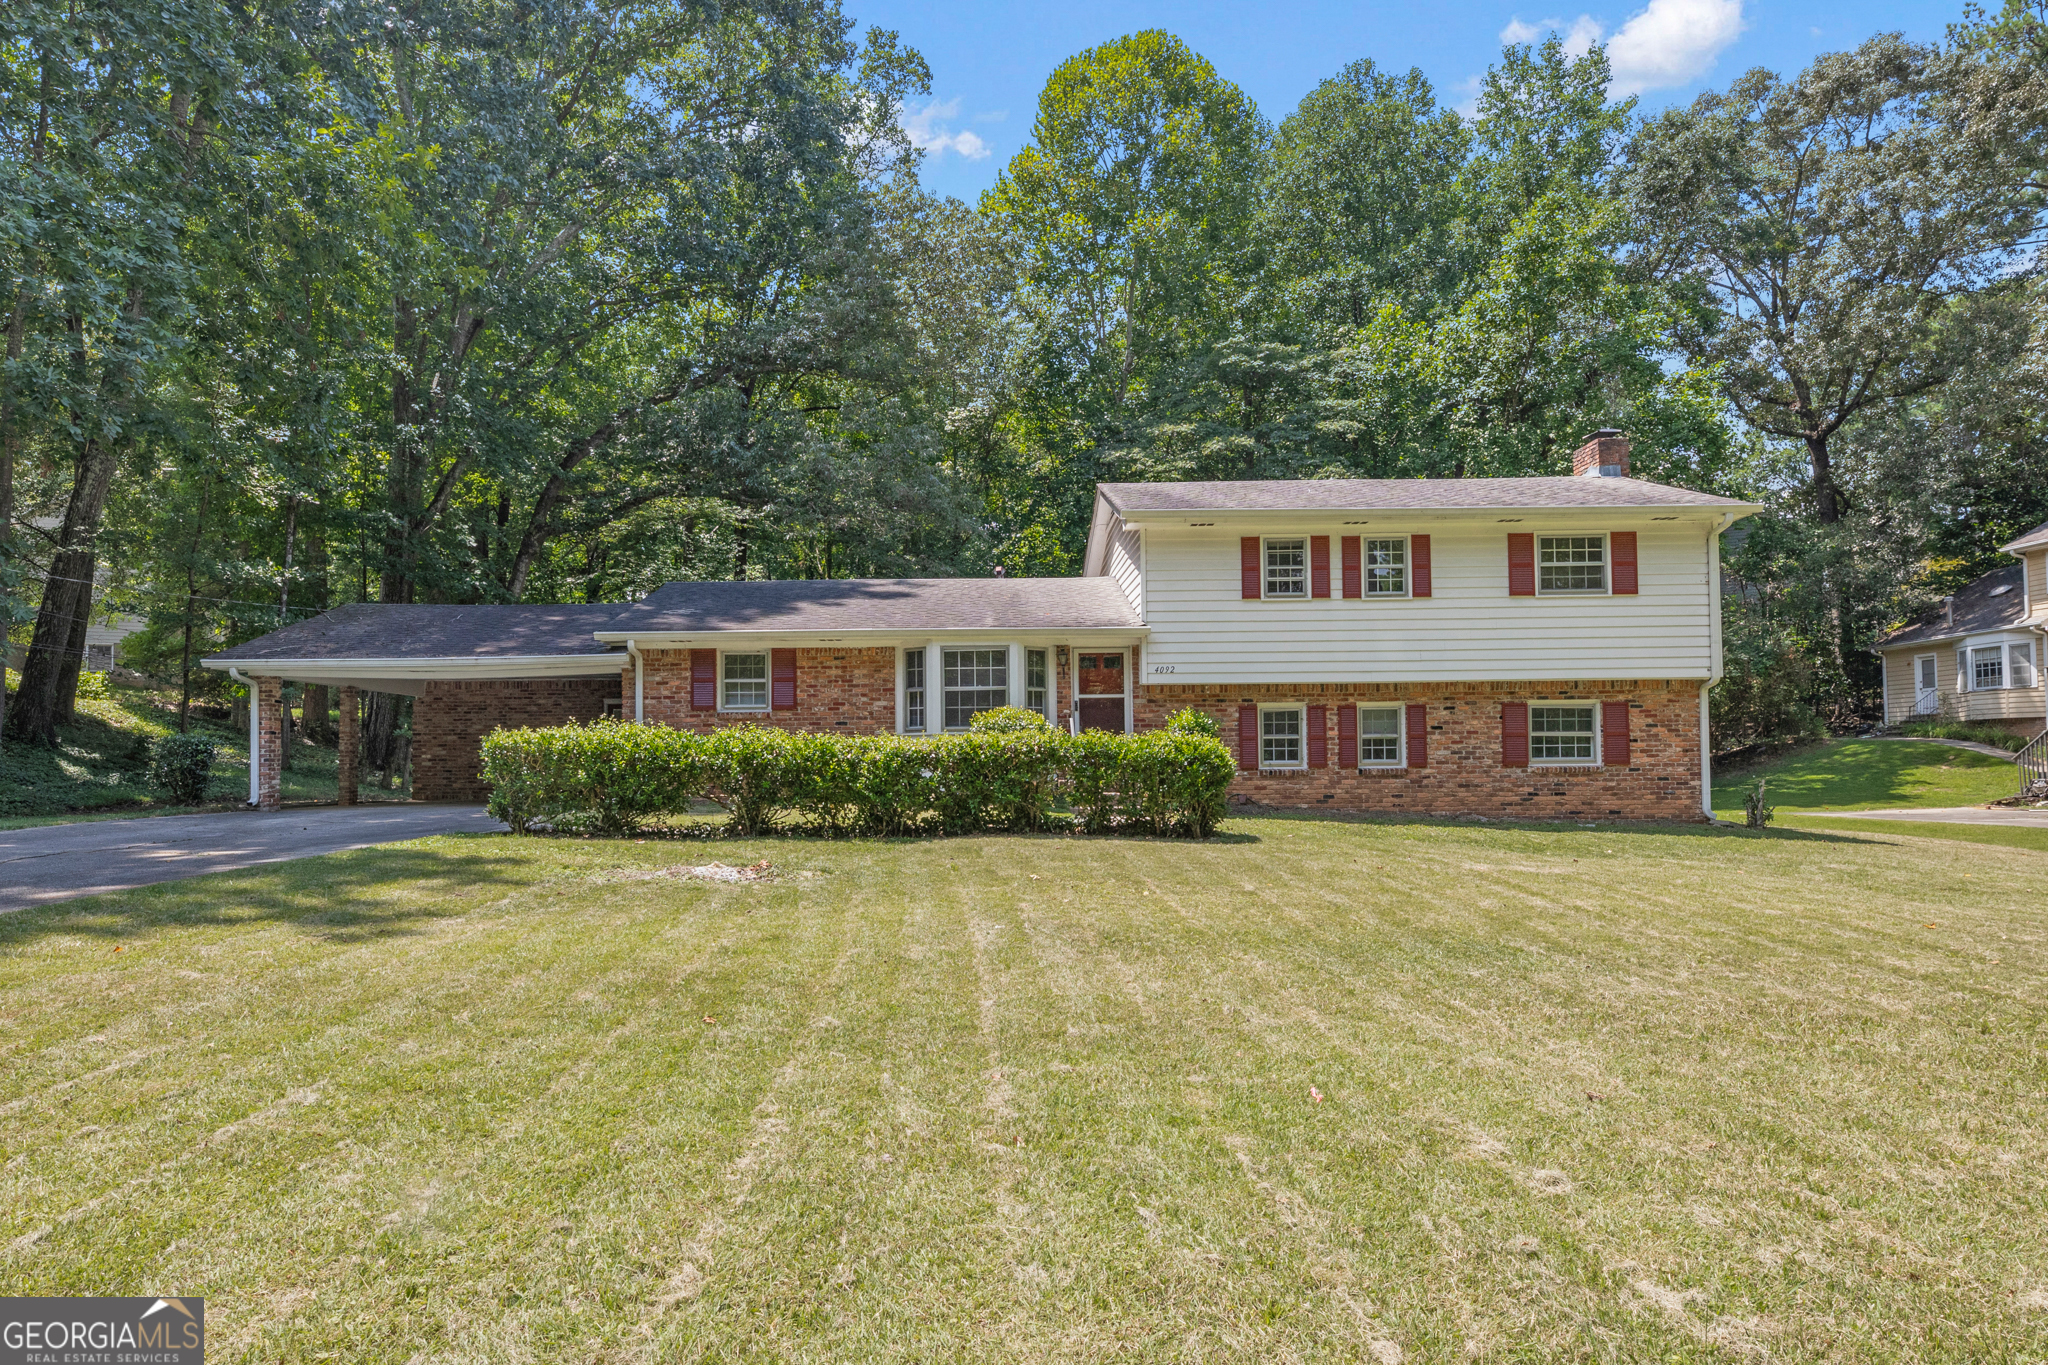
[3,816,2046,1362]
[1710,739,2045,853]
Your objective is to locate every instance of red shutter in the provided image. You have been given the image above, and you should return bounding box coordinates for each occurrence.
[1501,701,1529,768]
[1310,536,1331,598]
[1341,536,1361,599]
[1406,703,1428,769]
[690,649,717,710]
[1610,531,1638,595]
[1602,700,1631,765]
[1241,537,1261,599]
[771,648,798,711]
[1237,704,1258,770]
[1507,533,1536,597]
[1307,705,1327,767]
[1411,534,1432,598]
[1337,705,1357,768]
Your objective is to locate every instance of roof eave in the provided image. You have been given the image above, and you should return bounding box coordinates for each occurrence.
[593,625,1149,646]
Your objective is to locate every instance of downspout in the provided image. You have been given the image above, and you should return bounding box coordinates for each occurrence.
[228,667,258,808]
[1702,513,1735,821]
[626,639,644,722]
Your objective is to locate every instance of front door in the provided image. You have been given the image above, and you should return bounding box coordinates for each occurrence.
[1915,654,1938,714]
[1077,652,1126,733]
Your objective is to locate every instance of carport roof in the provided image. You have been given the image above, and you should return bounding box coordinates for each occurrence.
[206,603,628,662]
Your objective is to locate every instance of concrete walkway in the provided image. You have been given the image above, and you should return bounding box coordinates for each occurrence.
[0,804,504,913]
[1869,736,2020,761]
[1802,806,2048,826]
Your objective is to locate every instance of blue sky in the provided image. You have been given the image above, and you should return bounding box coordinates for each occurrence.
[852,0,1966,202]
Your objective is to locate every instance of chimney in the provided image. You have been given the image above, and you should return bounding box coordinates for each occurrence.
[1572,430,1631,478]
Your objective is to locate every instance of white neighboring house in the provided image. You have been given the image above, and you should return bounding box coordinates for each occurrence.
[8,517,147,674]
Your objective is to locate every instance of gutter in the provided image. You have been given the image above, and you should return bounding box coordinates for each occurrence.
[626,639,644,721]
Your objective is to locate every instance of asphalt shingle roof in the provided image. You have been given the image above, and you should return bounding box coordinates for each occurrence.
[601,577,1141,636]
[1879,563,2027,648]
[208,603,628,661]
[1098,476,1751,513]
[2003,518,2048,554]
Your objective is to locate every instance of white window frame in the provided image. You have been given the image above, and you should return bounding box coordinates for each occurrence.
[940,645,1010,731]
[1970,645,2005,691]
[1263,537,1309,600]
[1536,534,1609,596]
[900,646,928,734]
[1528,704,1599,765]
[720,650,770,712]
[2013,640,2038,689]
[1362,537,1410,598]
[1961,635,2037,692]
[1258,703,1306,770]
[1025,647,1050,721]
[1357,704,1404,768]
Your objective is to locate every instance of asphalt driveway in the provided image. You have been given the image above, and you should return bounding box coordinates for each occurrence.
[0,805,505,913]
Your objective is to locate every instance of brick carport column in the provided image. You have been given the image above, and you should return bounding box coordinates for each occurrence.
[255,675,285,811]
[337,685,360,806]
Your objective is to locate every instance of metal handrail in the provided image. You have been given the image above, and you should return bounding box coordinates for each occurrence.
[2019,727,2048,797]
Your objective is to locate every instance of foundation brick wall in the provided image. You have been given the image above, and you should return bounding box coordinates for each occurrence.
[412,677,621,801]
[1135,679,1705,821]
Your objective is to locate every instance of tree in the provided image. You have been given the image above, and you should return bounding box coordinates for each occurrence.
[1624,33,2046,524]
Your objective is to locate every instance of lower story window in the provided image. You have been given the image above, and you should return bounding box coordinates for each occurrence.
[943,648,1007,729]
[1530,705,1595,762]
[1972,645,2006,690]
[2014,642,2038,688]
[1026,648,1049,719]
[723,652,768,709]
[1261,706,1304,768]
[1359,705,1402,766]
[904,649,926,732]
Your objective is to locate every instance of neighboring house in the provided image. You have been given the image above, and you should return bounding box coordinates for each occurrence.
[206,433,1758,820]
[11,516,147,673]
[1875,520,2048,738]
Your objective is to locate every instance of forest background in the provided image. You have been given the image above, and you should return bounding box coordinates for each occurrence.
[3,0,2045,764]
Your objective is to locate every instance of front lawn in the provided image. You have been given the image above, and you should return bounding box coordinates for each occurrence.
[1710,739,2042,852]
[3,817,2044,1361]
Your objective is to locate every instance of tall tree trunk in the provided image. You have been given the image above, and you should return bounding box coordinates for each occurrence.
[1806,433,1840,525]
[8,436,120,743]
[0,289,25,744]
[54,571,90,723]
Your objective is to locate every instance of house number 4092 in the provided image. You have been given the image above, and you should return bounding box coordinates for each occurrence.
[1150,665,1176,674]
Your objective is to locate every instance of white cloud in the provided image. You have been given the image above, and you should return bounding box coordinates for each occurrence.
[1497,0,1743,96]
[902,98,995,161]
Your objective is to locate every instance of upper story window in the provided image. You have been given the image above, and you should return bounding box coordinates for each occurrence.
[1365,538,1407,595]
[1261,706,1304,768]
[1529,705,1596,762]
[943,648,1007,729]
[722,652,768,710]
[1265,538,1308,598]
[1539,535,1606,593]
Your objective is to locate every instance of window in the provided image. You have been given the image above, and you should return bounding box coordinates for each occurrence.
[1359,705,1402,766]
[2014,642,2038,688]
[1265,538,1307,597]
[1538,535,1606,593]
[1260,707,1304,768]
[1529,705,1596,762]
[722,652,768,709]
[603,697,624,717]
[943,648,1007,729]
[1364,538,1407,595]
[904,649,926,732]
[1972,646,2005,691]
[1026,648,1049,719]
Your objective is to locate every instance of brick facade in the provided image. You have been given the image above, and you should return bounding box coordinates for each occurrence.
[255,675,285,811]
[1137,679,1704,821]
[411,677,622,801]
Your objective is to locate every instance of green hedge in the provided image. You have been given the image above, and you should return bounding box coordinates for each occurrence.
[479,717,1233,838]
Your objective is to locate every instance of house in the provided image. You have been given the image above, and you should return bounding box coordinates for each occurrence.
[205,433,1758,820]
[1875,520,2048,738]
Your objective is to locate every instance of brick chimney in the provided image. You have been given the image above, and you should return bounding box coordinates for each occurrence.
[1572,430,1631,478]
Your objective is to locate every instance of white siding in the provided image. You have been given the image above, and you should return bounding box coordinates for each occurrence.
[1106,515,1143,617]
[1138,521,1716,683]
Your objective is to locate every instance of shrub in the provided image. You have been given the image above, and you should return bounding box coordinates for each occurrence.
[148,733,217,805]
[967,706,1052,733]
[477,720,1237,840]
[1742,776,1775,829]
[75,671,113,701]
[1162,707,1220,738]
[1893,718,2027,753]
